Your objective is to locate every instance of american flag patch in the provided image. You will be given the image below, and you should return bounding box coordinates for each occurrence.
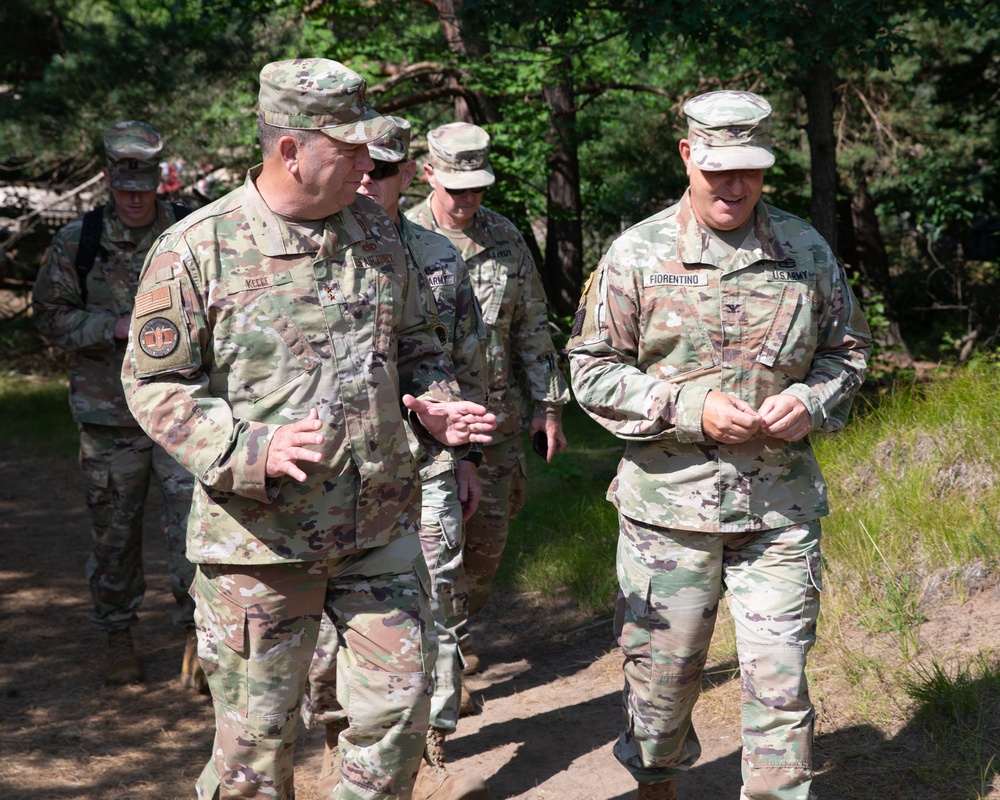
[134,286,171,318]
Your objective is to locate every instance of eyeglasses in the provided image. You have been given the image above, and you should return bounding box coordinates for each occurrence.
[445,185,488,196]
[367,161,400,181]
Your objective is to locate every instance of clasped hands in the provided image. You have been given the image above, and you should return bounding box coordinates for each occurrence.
[266,396,497,482]
[701,390,811,444]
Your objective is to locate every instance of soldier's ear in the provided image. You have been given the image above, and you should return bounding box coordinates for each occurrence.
[277,135,303,175]
[400,160,418,191]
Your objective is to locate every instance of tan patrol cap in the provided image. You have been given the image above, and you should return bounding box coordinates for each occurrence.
[103,120,162,192]
[368,115,412,163]
[427,122,496,190]
[684,90,775,171]
[257,58,393,145]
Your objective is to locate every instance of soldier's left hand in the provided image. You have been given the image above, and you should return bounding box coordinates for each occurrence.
[456,459,482,521]
[758,394,811,441]
[402,394,497,446]
[528,414,567,463]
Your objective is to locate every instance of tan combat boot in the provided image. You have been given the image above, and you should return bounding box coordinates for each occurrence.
[459,683,478,717]
[317,718,350,798]
[412,727,489,800]
[105,629,141,685]
[180,628,209,694]
[637,780,677,800]
[460,647,481,676]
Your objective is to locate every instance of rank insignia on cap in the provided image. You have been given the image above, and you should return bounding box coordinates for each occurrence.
[139,317,180,358]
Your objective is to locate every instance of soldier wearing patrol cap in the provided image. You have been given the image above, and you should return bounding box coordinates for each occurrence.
[303,114,490,800]
[407,122,571,677]
[567,90,872,800]
[120,59,496,800]
[32,120,202,692]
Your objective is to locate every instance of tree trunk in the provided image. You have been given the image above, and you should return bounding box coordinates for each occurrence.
[839,179,911,358]
[802,62,839,253]
[429,0,500,123]
[542,66,584,316]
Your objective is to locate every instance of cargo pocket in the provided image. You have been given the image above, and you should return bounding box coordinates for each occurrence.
[616,534,653,665]
[192,568,249,714]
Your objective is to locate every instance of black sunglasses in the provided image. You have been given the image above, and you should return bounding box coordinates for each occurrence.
[367,161,400,181]
[445,185,488,196]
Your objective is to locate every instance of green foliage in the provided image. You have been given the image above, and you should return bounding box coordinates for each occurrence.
[0,376,78,458]
[496,402,622,614]
[817,362,1000,658]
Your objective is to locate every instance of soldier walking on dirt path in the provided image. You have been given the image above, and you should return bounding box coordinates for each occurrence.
[121,58,496,800]
[302,114,491,800]
[407,122,571,678]
[567,90,872,800]
[31,120,204,692]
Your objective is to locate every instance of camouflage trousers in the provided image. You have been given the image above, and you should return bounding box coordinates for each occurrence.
[78,423,195,632]
[303,471,466,734]
[463,436,526,617]
[614,514,821,800]
[192,532,435,800]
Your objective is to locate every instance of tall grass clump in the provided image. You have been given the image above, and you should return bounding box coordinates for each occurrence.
[816,361,1000,646]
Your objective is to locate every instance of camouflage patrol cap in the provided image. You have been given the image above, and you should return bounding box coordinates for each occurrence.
[683,90,775,171]
[427,122,496,190]
[368,115,411,163]
[103,120,162,192]
[258,58,393,144]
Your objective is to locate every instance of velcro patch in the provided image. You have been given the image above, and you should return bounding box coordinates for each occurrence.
[427,273,456,287]
[768,268,815,282]
[138,317,180,359]
[134,286,172,318]
[645,272,708,287]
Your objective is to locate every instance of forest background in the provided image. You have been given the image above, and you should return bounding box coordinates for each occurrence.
[1,0,1000,361]
[1,2,1000,799]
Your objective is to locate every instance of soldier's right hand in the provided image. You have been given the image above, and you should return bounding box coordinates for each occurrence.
[266,408,324,482]
[701,390,761,444]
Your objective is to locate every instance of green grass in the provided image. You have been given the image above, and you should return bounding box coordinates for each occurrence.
[817,362,1000,638]
[496,401,622,614]
[0,374,78,458]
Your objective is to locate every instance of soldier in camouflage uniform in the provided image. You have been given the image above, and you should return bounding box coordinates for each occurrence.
[407,122,570,673]
[566,91,872,800]
[120,60,496,800]
[31,120,202,691]
[303,115,490,800]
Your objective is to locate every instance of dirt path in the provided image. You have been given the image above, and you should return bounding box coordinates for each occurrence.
[1,446,998,799]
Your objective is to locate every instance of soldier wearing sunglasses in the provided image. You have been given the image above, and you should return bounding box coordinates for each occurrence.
[407,122,571,679]
[303,116,491,800]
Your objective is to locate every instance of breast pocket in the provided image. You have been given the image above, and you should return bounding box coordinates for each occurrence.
[477,271,509,327]
[754,284,818,378]
[215,292,322,403]
[640,286,719,379]
[321,268,397,361]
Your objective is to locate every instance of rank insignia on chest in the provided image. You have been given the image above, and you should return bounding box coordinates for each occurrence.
[138,317,180,358]
[644,272,709,287]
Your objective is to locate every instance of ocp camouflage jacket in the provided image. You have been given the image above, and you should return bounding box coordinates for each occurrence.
[568,191,872,533]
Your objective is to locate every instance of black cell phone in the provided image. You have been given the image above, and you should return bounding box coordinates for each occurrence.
[532,430,548,458]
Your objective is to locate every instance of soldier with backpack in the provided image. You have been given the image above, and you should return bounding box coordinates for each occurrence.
[31,120,204,691]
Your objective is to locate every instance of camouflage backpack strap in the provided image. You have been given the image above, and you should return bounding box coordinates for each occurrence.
[74,206,107,306]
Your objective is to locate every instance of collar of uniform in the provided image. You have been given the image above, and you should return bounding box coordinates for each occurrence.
[418,196,490,260]
[675,190,787,269]
[105,198,173,247]
[243,165,365,258]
